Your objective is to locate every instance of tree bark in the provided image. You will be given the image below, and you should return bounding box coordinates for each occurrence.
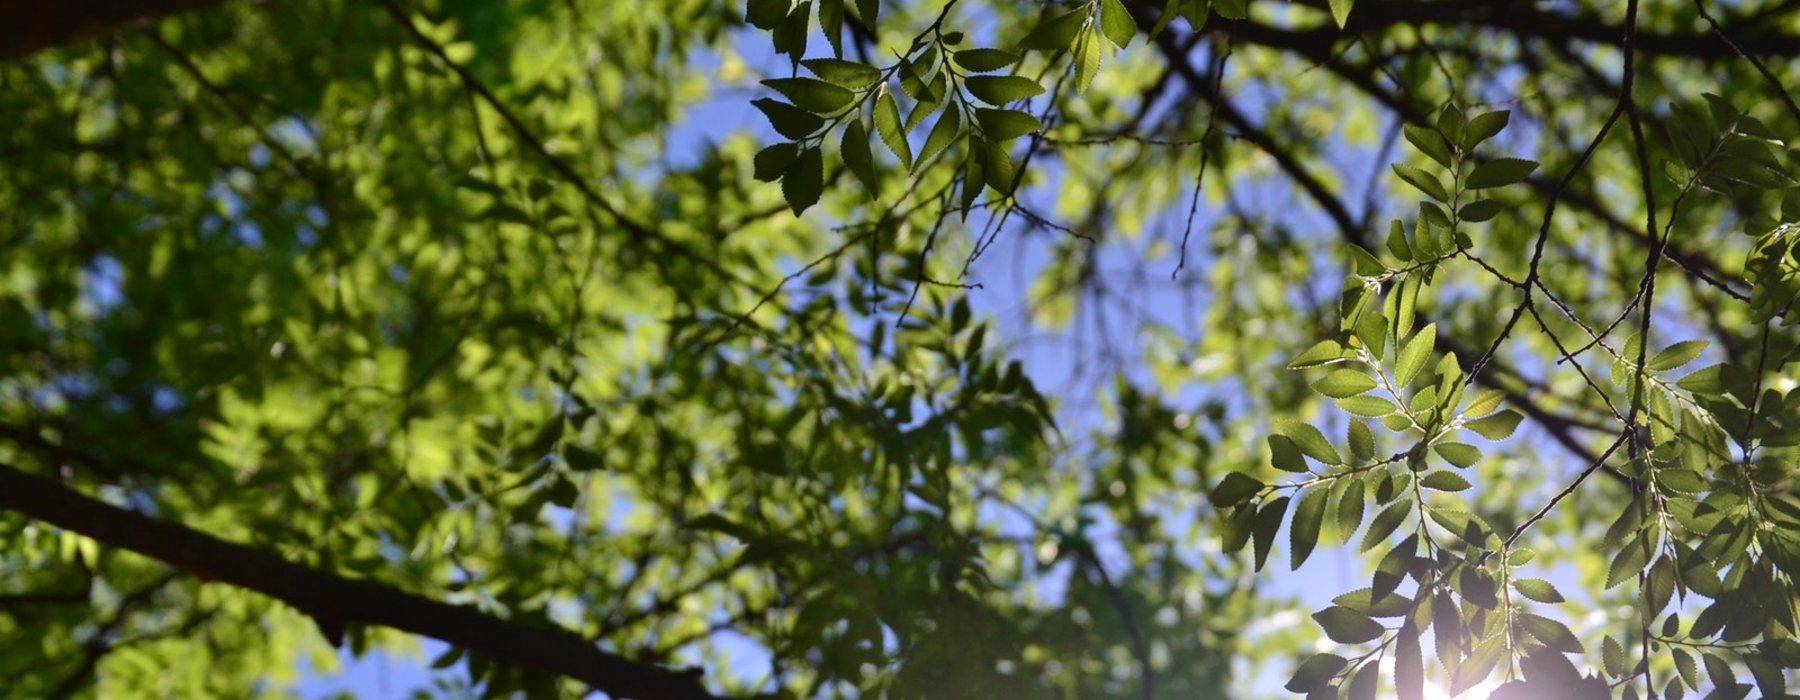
[0,461,719,700]
[0,0,231,61]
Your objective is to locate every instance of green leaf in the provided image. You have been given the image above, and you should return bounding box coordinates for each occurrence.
[1658,468,1707,494]
[1337,395,1395,417]
[1403,124,1454,168]
[1348,419,1375,461]
[1290,487,1329,569]
[1281,421,1342,465]
[1433,442,1481,468]
[1360,500,1411,552]
[1465,410,1522,440]
[763,77,854,113]
[746,0,787,29]
[958,148,985,215]
[1346,660,1379,700]
[1149,0,1186,37]
[1353,308,1388,358]
[1313,606,1384,643]
[1458,199,1503,222]
[1747,655,1785,698]
[1602,636,1627,678]
[781,146,824,215]
[1289,339,1347,368]
[1252,496,1289,571]
[1419,470,1471,492]
[453,173,505,196]
[1646,555,1675,615]
[1465,158,1538,189]
[1673,648,1699,688]
[841,120,879,198]
[1328,0,1354,28]
[855,0,877,27]
[952,49,1020,76]
[1648,340,1708,371]
[1390,275,1418,343]
[1213,0,1249,20]
[1219,504,1254,553]
[564,445,607,472]
[1519,612,1583,653]
[1347,245,1385,277]
[1073,27,1101,92]
[1285,653,1348,694]
[1436,104,1464,148]
[1512,578,1565,603]
[1333,588,1413,617]
[1677,364,1726,395]
[1703,652,1734,695]
[754,98,825,139]
[546,476,579,508]
[478,201,533,225]
[977,137,1017,194]
[973,108,1041,141]
[1451,636,1506,695]
[963,75,1045,105]
[430,646,466,669]
[1387,219,1415,261]
[1394,323,1436,388]
[1099,0,1137,47]
[874,91,911,168]
[1019,8,1086,51]
[753,142,799,182]
[772,2,811,63]
[1209,471,1263,507]
[1268,435,1309,472]
[918,105,961,165]
[802,58,883,88]
[819,0,844,57]
[1462,110,1510,150]
[1463,388,1506,417]
[1605,535,1650,589]
[1392,163,1450,202]
[1395,621,1423,700]
[1336,480,1365,544]
[897,58,936,103]
[1313,368,1376,398]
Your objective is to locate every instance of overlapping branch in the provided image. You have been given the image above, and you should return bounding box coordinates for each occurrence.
[0,458,719,700]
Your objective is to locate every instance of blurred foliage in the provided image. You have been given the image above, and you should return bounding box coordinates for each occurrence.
[1,0,1799,698]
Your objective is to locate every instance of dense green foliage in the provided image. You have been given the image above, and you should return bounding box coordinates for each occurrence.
[3,0,1800,698]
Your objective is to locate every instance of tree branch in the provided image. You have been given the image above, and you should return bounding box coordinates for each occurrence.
[0,0,227,61]
[0,460,719,700]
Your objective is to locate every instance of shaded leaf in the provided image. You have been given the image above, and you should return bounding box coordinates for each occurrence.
[802,58,882,88]
[1465,410,1522,440]
[973,108,1042,141]
[953,48,1021,72]
[1466,158,1538,189]
[1291,487,1329,569]
[1019,8,1086,51]
[1100,0,1137,47]
[754,98,825,139]
[781,147,824,215]
[1513,578,1565,604]
[964,75,1045,105]
[1313,605,1385,643]
[1208,472,1263,507]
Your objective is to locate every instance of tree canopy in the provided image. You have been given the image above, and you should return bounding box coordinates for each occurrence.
[3,0,1800,698]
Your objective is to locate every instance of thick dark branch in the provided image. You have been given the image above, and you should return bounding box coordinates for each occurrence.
[0,0,227,61]
[1227,1,1800,61]
[0,460,719,700]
